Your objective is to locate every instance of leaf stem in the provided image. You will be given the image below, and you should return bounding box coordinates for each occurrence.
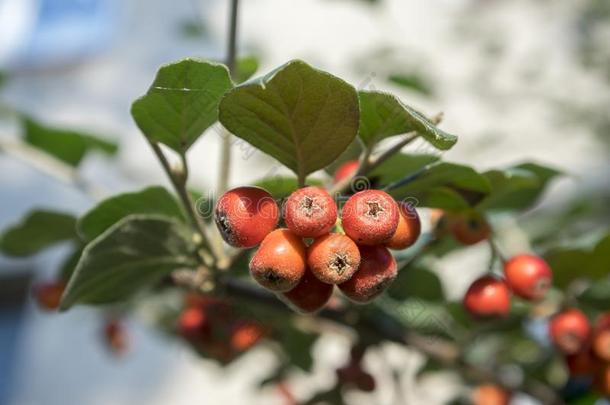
[146,140,215,264]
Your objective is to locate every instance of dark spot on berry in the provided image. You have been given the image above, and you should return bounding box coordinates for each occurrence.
[366,201,383,218]
[330,253,349,275]
[300,196,321,218]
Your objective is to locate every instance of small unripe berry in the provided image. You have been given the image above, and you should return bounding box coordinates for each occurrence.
[284,186,337,238]
[333,160,359,184]
[549,308,591,355]
[451,211,490,245]
[463,276,511,317]
[384,202,421,250]
[215,186,279,248]
[592,313,610,361]
[503,254,553,300]
[33,280,66,311]
[280,270,333,313]
[230,320,264,352]
[307,233,360,284]
[338,245,397,303]
[249,229,306,292]
[471,384,510,405]
[342,190,399,246]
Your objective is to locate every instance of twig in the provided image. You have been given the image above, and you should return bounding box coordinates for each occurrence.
[0,138,106,200]
[217,0,240,195]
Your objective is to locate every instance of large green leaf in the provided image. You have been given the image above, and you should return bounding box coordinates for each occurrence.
[77,186,185,241]
[357,91,457,150]
[387,162,491,209]
[370,153,439,184]
[22,117,117,166]
[0,210,76,257]
[60,215,197,309]
[387,266,444,301]
[219,60,359,179]
[131,58,233,153]
[545,234,610,289]
[478,162,562,211]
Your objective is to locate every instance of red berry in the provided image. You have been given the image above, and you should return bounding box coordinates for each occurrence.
[104,320,129,356]
[280,269,333,313]
[307,233,360,284]
[338,245,397,303]
[215,186,279,248]
[33,280,66,311]
[592,313,610,361]
[463,276,511,317]
[249,229,306,292]
[471,384,510,405]
[342,190,399,246]
[503,254,552,300]
[230,320,264,352]
[384,202,421,250]
[178,307,209,339]
[549,309,591,355]
[333,160,359,184]
[284,186,337,238]
[451,211,490,245]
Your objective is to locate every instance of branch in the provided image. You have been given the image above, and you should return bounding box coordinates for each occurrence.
[172,272,564,404]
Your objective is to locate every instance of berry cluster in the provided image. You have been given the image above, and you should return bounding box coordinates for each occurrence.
[550,310,610,395]
[214,182,421,313]
[177,293,265,361]
[463,254,553,317]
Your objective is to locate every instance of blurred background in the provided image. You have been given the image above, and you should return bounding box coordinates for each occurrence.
[0,0,609,404]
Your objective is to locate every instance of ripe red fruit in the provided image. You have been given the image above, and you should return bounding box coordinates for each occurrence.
[33,280,66,311]
[384,202,421,250]
[249,229,306,292]
[463,276,511,317]
[178,307,209,339]
[342,190,399,246]
[230,320,264,352]
[333,160,359,184]
[503,254,553,300]
[451,211,490,245]
[284,186,337,238]
[280,269,333,313]
[215,186,279,248]
[592,313,610,361]
[549,308,591,355]
[471,384,510,405]
[307,233,361,284]
[104,320,129,356]
[338,245,397,303]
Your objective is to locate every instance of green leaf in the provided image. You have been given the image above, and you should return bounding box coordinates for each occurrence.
[357,91,457,150]
[219,60,359,179]
[22,117,117,166]
[279,326,318,371]
[60,215,197,309]
[388,162,491,209]
[0,210,76,257]
[59,246,84,281]
[546,235,610,290]
[370,153,440,184]
[235,55,260,83]
[254,176,323,200]
[131,58,233,153]
[478,162,562,211]
[579,278,610,310]
[77,186,185,241]
[387,73,433,96]
[376,297,454,338]
[387,266,444,301]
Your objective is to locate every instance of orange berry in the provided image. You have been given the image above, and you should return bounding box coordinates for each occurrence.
[307,233,360,284]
